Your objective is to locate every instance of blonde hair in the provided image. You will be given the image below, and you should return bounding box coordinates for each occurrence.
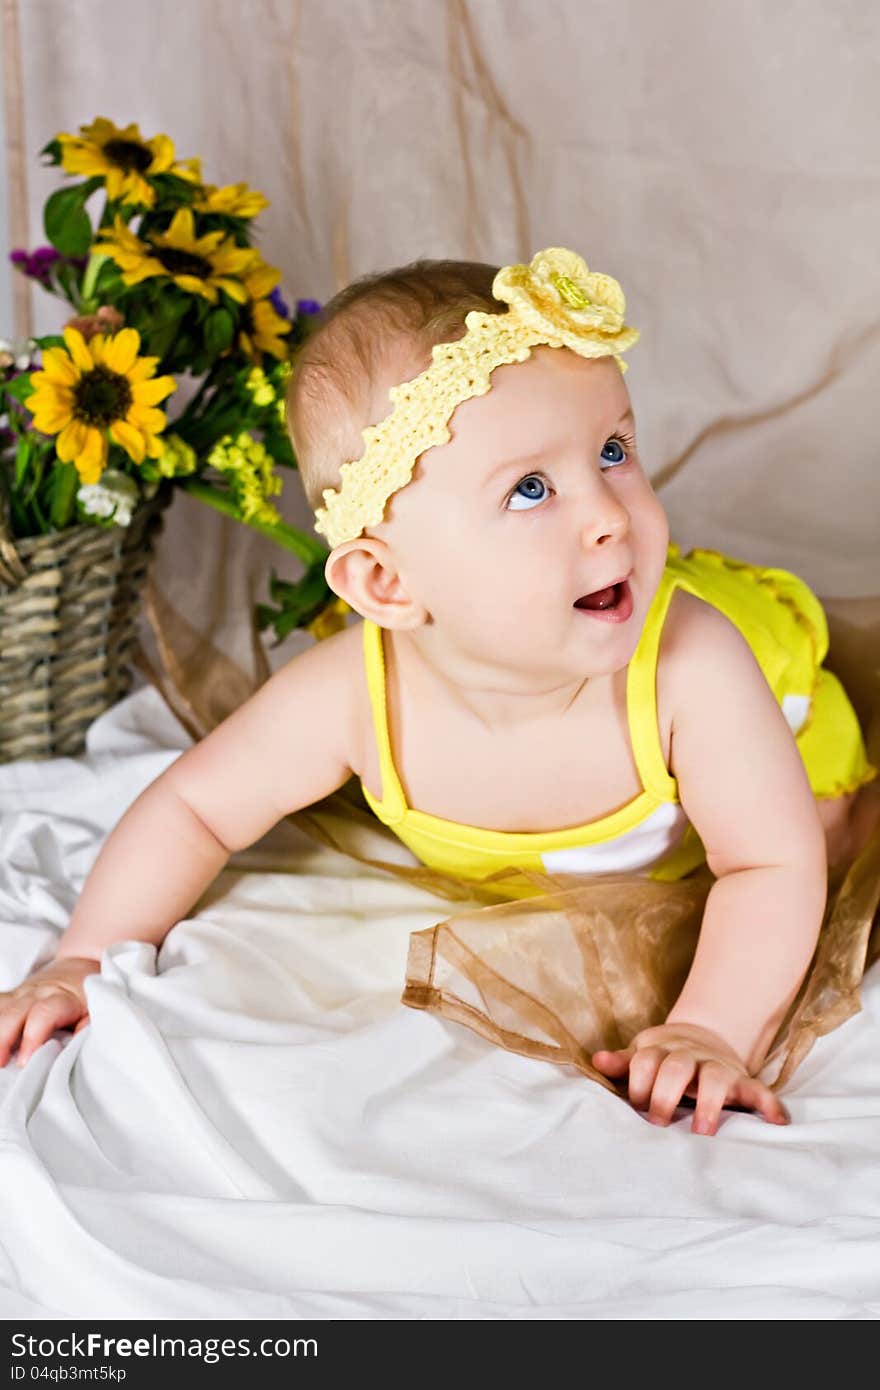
[286,258,506,522]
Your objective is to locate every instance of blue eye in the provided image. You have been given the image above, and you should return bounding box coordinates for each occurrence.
[505,434,634,512]
[507,475,549,511]
[601,438,627,465]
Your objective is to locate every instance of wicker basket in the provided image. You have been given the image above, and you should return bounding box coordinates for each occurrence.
[0,485,171,762]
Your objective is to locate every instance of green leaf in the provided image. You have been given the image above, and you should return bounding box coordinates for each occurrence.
[29,491,49,532]
[188,351,211,377]
[204,309,235,356]
[141,301,189,361]
[8,492,32,536]
[20,448,45,506]
[3,374,37,405]
[14,436,33,489]
[48,462,80,529]
[40,137,63,164]
[53,260,82,306]
[255,560,332,646]
[44,184,94,257]
[92,259,121,298]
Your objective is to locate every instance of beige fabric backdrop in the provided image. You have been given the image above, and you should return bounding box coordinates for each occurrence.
[4,0,880,726]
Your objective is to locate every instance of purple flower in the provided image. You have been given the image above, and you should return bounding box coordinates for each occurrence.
[269,286,291,320]
[295,298,322,316]
[9,245,61,288]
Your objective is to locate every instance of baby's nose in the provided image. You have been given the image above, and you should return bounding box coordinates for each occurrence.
[577,491,630,548]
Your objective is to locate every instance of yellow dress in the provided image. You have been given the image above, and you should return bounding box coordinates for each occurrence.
[359,542,877,900]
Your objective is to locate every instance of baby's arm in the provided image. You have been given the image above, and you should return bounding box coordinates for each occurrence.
[594,599,828,1131]
[0,627,360,1066]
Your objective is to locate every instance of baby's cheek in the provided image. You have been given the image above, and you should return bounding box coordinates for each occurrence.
[641,489,669,554]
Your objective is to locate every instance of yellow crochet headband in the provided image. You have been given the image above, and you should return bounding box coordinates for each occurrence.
[313,246,640,548]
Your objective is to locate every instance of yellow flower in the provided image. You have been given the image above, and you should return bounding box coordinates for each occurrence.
[55,118,200,208]
[193,183,270,218]
[307,598,351,641]
[153,433,197,478]
[236,258,292,361]
[244,367,275,407]
[493,247,640,373]
[96,207,257,305]
[26,327,176,484]
[207,430,283,525]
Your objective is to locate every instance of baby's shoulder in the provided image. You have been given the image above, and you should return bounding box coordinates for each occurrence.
[662,586,730,660]
[660,585,759,722]
[263,617,365,775]
[331,617,372,771]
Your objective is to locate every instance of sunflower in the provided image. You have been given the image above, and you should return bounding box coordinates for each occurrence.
[236,258,293,361]
[26,326,176,485]
[96,207,256,305]
[55,118,200,209]
[193,183,270,219]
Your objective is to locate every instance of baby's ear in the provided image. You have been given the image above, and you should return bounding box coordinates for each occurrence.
[323,541,366,615]
[325,539,426,629]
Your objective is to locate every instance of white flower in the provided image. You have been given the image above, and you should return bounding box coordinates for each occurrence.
[0,336,39,371]
[76,468,140,527]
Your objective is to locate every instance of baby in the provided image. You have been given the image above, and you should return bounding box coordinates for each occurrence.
[2,248,878,1140]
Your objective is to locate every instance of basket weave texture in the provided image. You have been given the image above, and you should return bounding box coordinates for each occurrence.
[0,491,169,762]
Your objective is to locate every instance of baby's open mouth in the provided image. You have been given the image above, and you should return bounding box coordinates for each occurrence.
[569,575,631,619]
[574,576,630,611]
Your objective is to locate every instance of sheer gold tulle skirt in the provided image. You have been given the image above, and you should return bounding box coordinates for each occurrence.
[287,595,880,1095]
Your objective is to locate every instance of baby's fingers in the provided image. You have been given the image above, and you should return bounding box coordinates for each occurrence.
[646,1050,698,1125]
[16,994,85,1068]
[692,1068,789,1135]
[733,1076,790,1128]
[591,1048,633,1078]
[0,999,32,1068]
[692,1063,738,1135]
[627,1047,668,1111]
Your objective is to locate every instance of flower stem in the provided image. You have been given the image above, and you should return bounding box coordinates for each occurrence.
[80,251,109,309]
[176,476,328,565]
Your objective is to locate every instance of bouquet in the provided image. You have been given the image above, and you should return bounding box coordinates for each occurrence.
[1,117,348,643]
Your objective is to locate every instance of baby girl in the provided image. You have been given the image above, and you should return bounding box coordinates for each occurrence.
[1,248,877,1139]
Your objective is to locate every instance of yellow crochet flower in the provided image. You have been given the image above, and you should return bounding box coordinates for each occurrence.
[26,326,176,485]
[193,183,271,219]
[96,208,257,305]
[56,118,199,208]
[307,597,352,641]
[492,247,640,372]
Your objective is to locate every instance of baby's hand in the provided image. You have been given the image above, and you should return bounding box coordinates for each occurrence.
[592,1022,789,1136]
[0,957,99,1068]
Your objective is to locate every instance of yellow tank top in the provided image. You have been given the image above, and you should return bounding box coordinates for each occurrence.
[358,543,876,897]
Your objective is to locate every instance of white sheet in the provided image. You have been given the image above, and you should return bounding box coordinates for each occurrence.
[1,679,880,1320]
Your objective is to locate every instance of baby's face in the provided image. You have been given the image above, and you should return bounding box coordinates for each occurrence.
[372,346,669,680]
